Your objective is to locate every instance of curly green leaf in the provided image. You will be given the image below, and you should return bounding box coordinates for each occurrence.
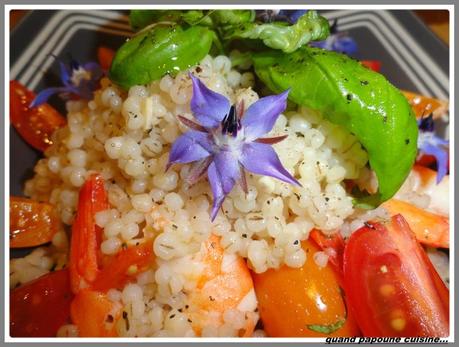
[253,47,418,206]
[222,10,329,53]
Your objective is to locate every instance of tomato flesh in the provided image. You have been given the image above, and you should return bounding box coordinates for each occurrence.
[10,269,73,337]
[10,80,66,152]
[10,197,61,248]
[343,215,449,337]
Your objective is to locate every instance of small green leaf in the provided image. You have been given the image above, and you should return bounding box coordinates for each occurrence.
[109,25,214,89]
[307,317,346,335]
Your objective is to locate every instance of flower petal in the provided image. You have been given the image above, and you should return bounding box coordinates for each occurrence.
[186,157,213,186]
[332,36,358,55]
[240,142,300,186]
[241,89,289,141]
[167,130,212,167]
[279,10,308,24]
[420,142,448,184]
[214,150,240,195]
[29,87,67,108]
[59,61,72,86]
[207,162,226,221]
[190,74,231,129]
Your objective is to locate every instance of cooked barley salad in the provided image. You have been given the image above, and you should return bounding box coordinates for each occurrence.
[10,9,450,338]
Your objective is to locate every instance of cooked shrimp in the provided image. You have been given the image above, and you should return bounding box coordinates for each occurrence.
[186,234,258,337]
[410,165,449,216]
[383,165,449,248]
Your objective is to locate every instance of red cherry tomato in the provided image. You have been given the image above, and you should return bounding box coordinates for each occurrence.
[343,215,449,337]
[10,197,61,248]
[309,228,345,284]
[10,80,66,152]
[10,269,73,337]
[93,240,154,291]
[97,46,115,71]
[361,60,381,72]
[69,174,109,294]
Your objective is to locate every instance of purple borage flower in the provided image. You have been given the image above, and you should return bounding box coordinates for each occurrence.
[310,19,358,56]
[30,58,103,108]
[167,74,301,221]
[417,114,449,183]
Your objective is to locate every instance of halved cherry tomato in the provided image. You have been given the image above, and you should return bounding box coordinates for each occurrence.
[383,199,449,248]
[69,174,109,293]
[10,269,73,337]
[10,80,66,152]
[361,60,381,72]
[93,240,154,291]
[252,239,359,337]
[10,196,61,248]
[402,90,448,119]
[309,229,345,278]
[343,215,449,337]
[97,46,115,71]
[70,289,121,337]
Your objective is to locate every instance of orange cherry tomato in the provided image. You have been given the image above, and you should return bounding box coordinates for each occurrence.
[70,289,121,337]
[343,215,449,337]
[10,80,66,152]
[10,269,73,337]
[402,90,448,119]
[10,196,61,248]
[252,239,360,337]
[69,174,109,294]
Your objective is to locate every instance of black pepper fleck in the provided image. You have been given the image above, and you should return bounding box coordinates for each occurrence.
[364,221,376,229]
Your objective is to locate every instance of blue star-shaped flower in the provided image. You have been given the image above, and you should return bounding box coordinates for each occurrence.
[417,114,449,183]
[310,19,358,56]
[30,58,103,108]
[167,74,300,220]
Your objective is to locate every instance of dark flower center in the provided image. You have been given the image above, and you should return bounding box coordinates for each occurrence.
[70,59,80,71]
[221,106,241,137]
[419,113,435,132]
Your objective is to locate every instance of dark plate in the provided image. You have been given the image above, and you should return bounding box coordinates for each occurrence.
[10,10,449,200]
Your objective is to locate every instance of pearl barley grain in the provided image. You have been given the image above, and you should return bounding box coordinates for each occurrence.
[165,192,184,211]
[131,194,154,213]
[101,237,122,255]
